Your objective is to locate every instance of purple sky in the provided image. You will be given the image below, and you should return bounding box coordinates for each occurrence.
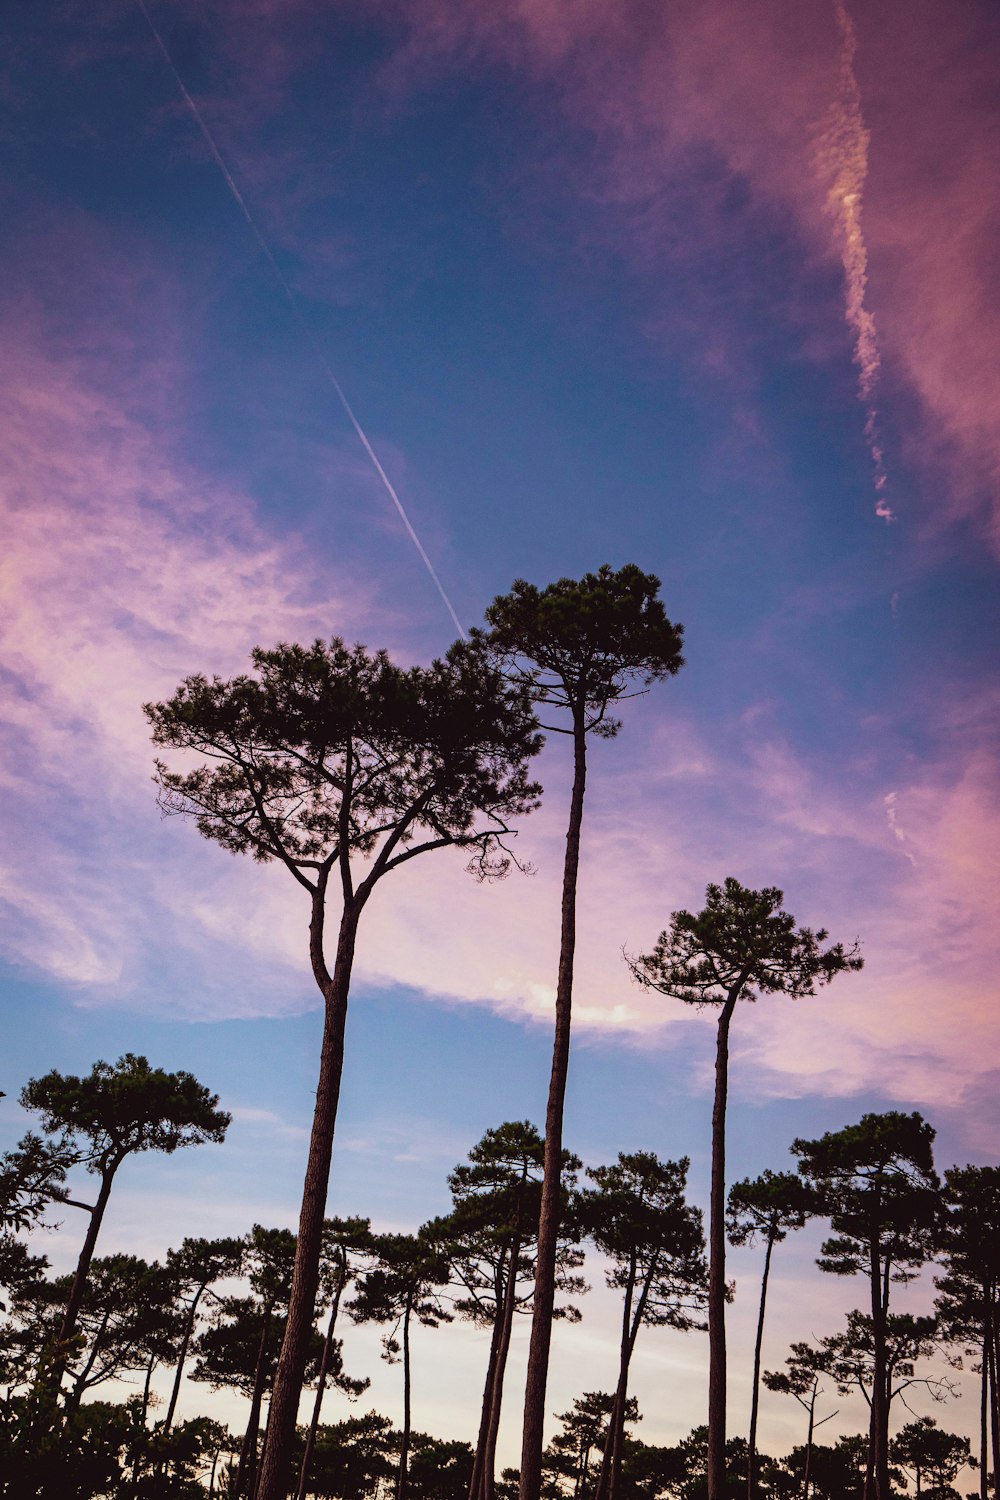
[2,0,999,1471]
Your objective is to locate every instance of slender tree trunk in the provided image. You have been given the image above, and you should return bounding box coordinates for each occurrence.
[521,714,590,1500]
[747,1227,776,1500]
[296,1273,346,1500]
[863,1399,875,1500]
[519,713,587,1500]
[989,1303,1000,1500]
[163,1283,204,1436]
[469,1251,509,1500]
[609,1269,654,1500]
[236,1308,273,1500]
[256,895,362,1500]
[803,1393,816,1500]
[131,1353,157,1497]
[981,1316,990,1500]
[43,1166,116,1405]
[397,1296,414,1500]
[707,996,737,1500]
[594,1252,639,1500]
[482,1236,523,1500]
[868,1237,890,1500]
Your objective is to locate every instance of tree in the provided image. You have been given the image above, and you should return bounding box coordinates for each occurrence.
[763,1343,839,1500]
[19,1054,229,1405]
[727,1170,812,1500]
[159,1236,245,1443]
[191,1226,300,1498]
[577,1152,707,1500]
[147,635,541,1500]
[296,1217,374,1500]
[348,1231,453,1500]
[935,1165,1000,1500]
[628,879,861,1500]
[433,1122,583,1500]
[793,1112,941,1500]
[544,1392,640,1500]
[890,1418,974,1500]
[480,564,685,1500]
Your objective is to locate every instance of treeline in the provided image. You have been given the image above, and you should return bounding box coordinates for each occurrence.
[2,1068,998,1500]
[1,565,996,1500]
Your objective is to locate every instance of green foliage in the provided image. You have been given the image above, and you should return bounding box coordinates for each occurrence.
[726,1170,812,1249]
[891,1418,975,1499]
[347,1232,453,1353]
[146,636,542,886]
[627,878,862,1009]
[578,1152,707,1331]
[480,563,684,736]
[792,1111,940,1284]
[20,1055,230,1174]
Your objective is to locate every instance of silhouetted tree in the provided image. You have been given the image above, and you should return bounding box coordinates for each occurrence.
[296,1217,374,1500]
[727,1170,812,1500]
[433,1122,583,1500]
[19,1054,229,1408]
[793,1113,941,1500]
[481,564,684,1500]
[544,1392,640,1500]
[628,880,861,1500]
[578,1153,707,1500]
[348,1232,453,1500]
[890,1418,974,1500]
[935,1165,1000,1500]
[763,1343,839,1500]
[148,636,541,1500]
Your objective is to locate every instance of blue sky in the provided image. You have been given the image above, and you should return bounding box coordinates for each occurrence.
[2,0,999,1470]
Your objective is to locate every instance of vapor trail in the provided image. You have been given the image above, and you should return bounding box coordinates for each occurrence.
[134,0,467,637]
[820,0,893,522]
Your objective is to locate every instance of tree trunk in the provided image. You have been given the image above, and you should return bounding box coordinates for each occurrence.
[397,1295,414,1500]
[519,713,587,1500]
[707,996,737,1500]
[482,1235,522,1500]
[469,1251,509,1500]
[163,1283,204,1436]
[989,1302,1000,1500]
[803,1392,815,1500]
[296,1272,346,1500]
[236,1307,273,1500]
[594,1251,639,1500]
[868,1236,890,1500]
[45,1165,116,1402]
[981,1316,989,1500]
[255,895,362,1500]
[747,1227,776,1500]
[609,1267,654,1500]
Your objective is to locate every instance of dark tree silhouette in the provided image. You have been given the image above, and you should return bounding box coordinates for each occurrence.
[147,636,540,1500]
[935,1164,1000,1500]
[628,879,861,1500]
[348,1231,453,1500]
[793,1112,941,1500]
[727,1170,812,1500]
[159,1236,245,1443]
[763,1343,839,1500]
[577,1153,707,1500]
[433,1123,583,1500]
[480,563,684,1500]
[890,1418,974,1500]
[19,1054,229,1406]
[296,1217,374,1500]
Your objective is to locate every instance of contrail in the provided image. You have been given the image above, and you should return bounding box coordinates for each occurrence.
[134,0,467,637]
[819,0,893,522]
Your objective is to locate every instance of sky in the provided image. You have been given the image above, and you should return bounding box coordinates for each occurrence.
[2,0,1000,1473]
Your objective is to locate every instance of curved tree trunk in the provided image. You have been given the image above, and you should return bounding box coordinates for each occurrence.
[989,1303,999,1500]
[981,1315,989,1500]
[519,713,587,1500]
[295,1271,346,1500]
[42,1165,117,1412]
[802,1391,816,1500]
[163,1283,204,1436]
[747,1227,776,1500]
[256,894,362,1500]
[707,997,737,1500]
